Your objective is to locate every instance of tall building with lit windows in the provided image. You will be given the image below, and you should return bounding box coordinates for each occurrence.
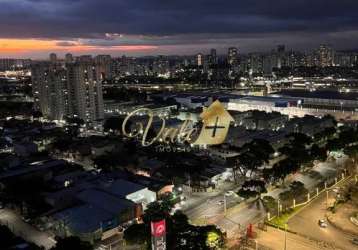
[318,44,335,67]
[227,47,238,66]
[31,54,67,120]
[209,48,217,65]
[31,54,104,124]
[66,61,104,123]
[196,53,204,66]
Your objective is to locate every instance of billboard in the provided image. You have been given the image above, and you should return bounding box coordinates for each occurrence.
[151,220,166,250]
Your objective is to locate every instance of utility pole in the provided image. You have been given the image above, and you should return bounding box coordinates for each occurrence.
[277,199,280,217]
[188,175,191,196]
[224,194,227,215]
[284,223,287,250]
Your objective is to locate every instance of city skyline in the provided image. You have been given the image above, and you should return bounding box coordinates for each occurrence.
[1,1,358,250]
[1,0,358,58]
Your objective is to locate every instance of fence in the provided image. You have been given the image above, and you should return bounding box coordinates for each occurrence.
[267,172,351,222]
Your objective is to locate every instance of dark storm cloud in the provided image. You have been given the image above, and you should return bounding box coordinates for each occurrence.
[1,0,358,51]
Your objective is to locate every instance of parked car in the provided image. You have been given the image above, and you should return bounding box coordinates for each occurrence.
[21,216,31,223]
[225,191,235,196]
[318,219,328,228]
[216,200,224,205]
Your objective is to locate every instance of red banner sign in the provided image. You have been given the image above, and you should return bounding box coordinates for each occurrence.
[151,220,166,237]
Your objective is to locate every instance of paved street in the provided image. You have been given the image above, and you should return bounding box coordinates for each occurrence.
[256,226,338,250]
[288,177,357,250]
[182,156,350,240]
[0,208,56,249]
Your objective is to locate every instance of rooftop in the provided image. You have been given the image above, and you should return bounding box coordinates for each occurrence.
[275,89,358,101]
[53,204,114,233]
[102,179,146,198]
[76,188,135,215]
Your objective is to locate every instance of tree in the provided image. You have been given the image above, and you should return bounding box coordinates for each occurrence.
[322,114,337,126]
[287,133,312,146]
[0,225,17,248]
[264,159,300,184]
[123,200,226,249]
[344,145,358,158]
[0,225,44,250]
[238,180,267,198]
[310,144,327,162]
[326,138,344,152]
[103,116,132,135]
[32,111,43,119]
[50,236,93,250]
[123,223,147,245]
[338,127,358,146]
[142,201,172,224]
[233,139,274,180]
[279,181,307,201]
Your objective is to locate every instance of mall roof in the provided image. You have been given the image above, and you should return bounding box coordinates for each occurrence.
[275,89,358,101]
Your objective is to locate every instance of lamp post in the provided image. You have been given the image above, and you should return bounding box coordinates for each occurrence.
[224,194,227,215]
[277,199,280,217]
[284,223,288,250]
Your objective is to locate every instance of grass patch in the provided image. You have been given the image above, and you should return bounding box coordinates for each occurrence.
[268,205,304,229]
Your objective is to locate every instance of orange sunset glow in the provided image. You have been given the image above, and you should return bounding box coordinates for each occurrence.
[0,39,158,55]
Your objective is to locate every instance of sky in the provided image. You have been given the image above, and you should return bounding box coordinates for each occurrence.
[1,0,358,59]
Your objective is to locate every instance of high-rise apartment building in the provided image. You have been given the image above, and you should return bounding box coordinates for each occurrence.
[66,62,104,123]
[318,44,335,67]
[31,61,67,120]
[65,53,73,63]
[196,53,204,66]
[228,47,238,66]
[49,53,57,63]
[95,55,112,80]
[209,49,217,65]
[31,53,104,124]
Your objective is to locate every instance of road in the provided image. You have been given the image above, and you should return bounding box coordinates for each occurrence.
[256,226,339,250]
[288,177,357,250]
[181,155,350,240]
[184,190,265,238]
[0,208,56,249]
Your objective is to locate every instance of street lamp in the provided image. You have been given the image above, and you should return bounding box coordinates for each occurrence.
[284,223,288,250]
[277,199,280,217]
[224,194,227,215]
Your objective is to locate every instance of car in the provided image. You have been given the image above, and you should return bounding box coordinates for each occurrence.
[225,191,235,196]
[332,187,340,193]
[216,200,224,205]
[21,216,31,223]
[318,219,328,228]
[352,238,358,245]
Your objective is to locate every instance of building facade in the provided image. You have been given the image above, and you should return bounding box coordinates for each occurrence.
[31,54,104,124]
